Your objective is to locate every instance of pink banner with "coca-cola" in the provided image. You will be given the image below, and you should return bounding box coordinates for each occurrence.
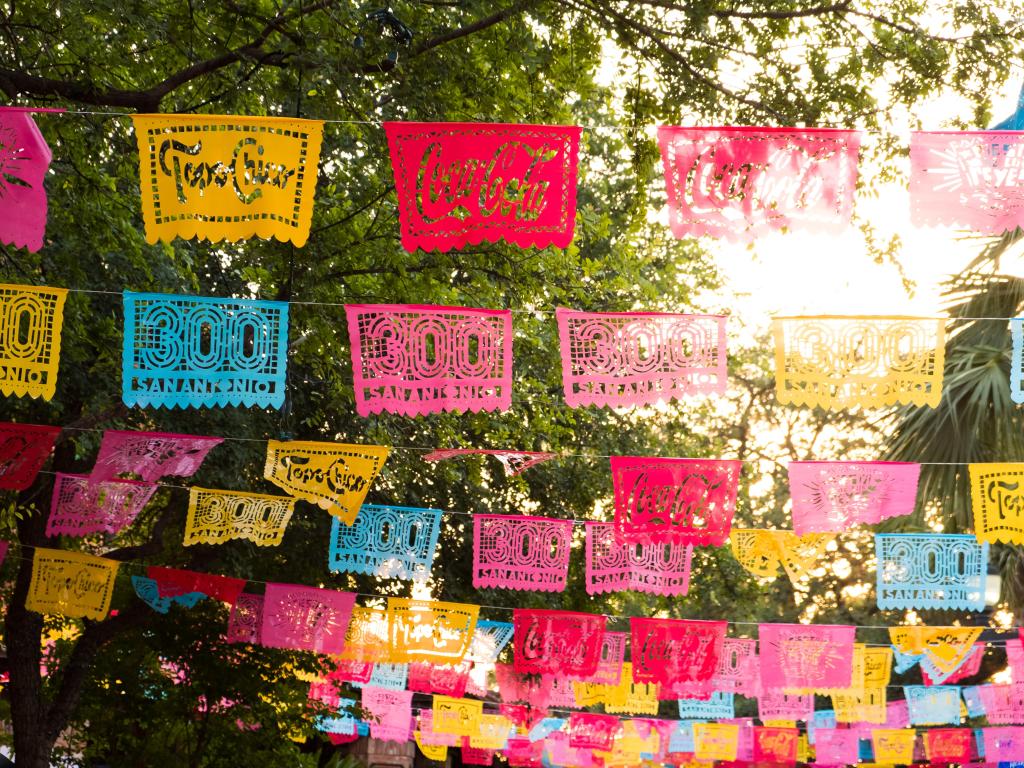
[383,122,581,252]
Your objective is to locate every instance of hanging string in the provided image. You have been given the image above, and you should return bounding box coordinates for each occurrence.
[19,107,1022,137]
[46,425,996,467]
[30,285,1024,321]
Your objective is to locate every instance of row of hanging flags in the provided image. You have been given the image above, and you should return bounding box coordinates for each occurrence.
[7,424,1019,610]
[4,108,1024,253]
[7,280,1018,410]
[5,426,1024,758]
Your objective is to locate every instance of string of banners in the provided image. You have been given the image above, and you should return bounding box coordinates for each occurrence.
[7,281,1024,410]
[5,424,1018,611]
[4,108,1024,253]
[6,423,1024,760]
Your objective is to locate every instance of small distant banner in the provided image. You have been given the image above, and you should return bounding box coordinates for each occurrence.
[382,122,581,252]
[658,126,861,241]
[27,547,119,620]
[122,291,289,409]
[0,107,55,252]
[0,283,67,401]
[969,462,1024,545]
[345,304,512,417]
[131,114,324,246]
[0,421,61,490]
[910,131,1024,235]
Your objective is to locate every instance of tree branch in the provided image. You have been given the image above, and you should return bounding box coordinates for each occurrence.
[628,0,853,19]
[43,603,150,747]
[576,0,788,121]
[0,0,337,109]
[359,0,537,74]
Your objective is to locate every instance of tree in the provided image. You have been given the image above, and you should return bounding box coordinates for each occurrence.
[1,1,1023,764]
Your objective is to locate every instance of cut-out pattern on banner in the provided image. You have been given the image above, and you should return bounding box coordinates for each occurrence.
[889,626,984,678]
[678,691,735,719]
[131,114,324,246]
[467,619,515,664]
[759,623,855,691]
[876,533,989,610]
[433,695,483,737]
[962,685,986,717]
[584,521,693,596]
[983,726,1024,762]
[27,547,119,620]
[923,641,983,685]
[788,460,920,534]
[772,315,945,409]
[90,430,222,482]
[969,462,1024,544]
[226,592,264,644]
[345,304,513,417]
[422,448,556,476]
[513,608,606,677]
[184,487,294,547]
[354,663,409,691]
[758,690,814,721]
[567,713,619,751]
[554,308,727,408]
[408,661,471,698]
[905,685,962,725]
[833,687,886,724]
[503,736,544,768]
[473,514,573,592]
[692,723,739,762]
[414,735,447,762]
[0,283,67,400]
[147,566,245,605]
[461,744,496,766]
[382,122,582,252]
[341,606,390,663]
[630,617,726,699]
[328,504,441,582]
[585,631,628,685]
[979,684,1024,724]
[657,126,861,241]
[871,728,917,764]
[815,728,860,765]
[387,598,479,664]
[610,455,741,545]
[494,663,546,707]
[471,714,513,750]
[362,686,413,742]
[0,421,60,490]
[596,663,660,714]
[47,473,157,537]
[729,528,832,583]
[711,638,761,697]
[260,583,355,654]
[910,131,1024,235]
[753,726,799,765]
[131,575,205,613]
[0,108,55,252]
[264,440,388,523]
[122,292,289,409]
